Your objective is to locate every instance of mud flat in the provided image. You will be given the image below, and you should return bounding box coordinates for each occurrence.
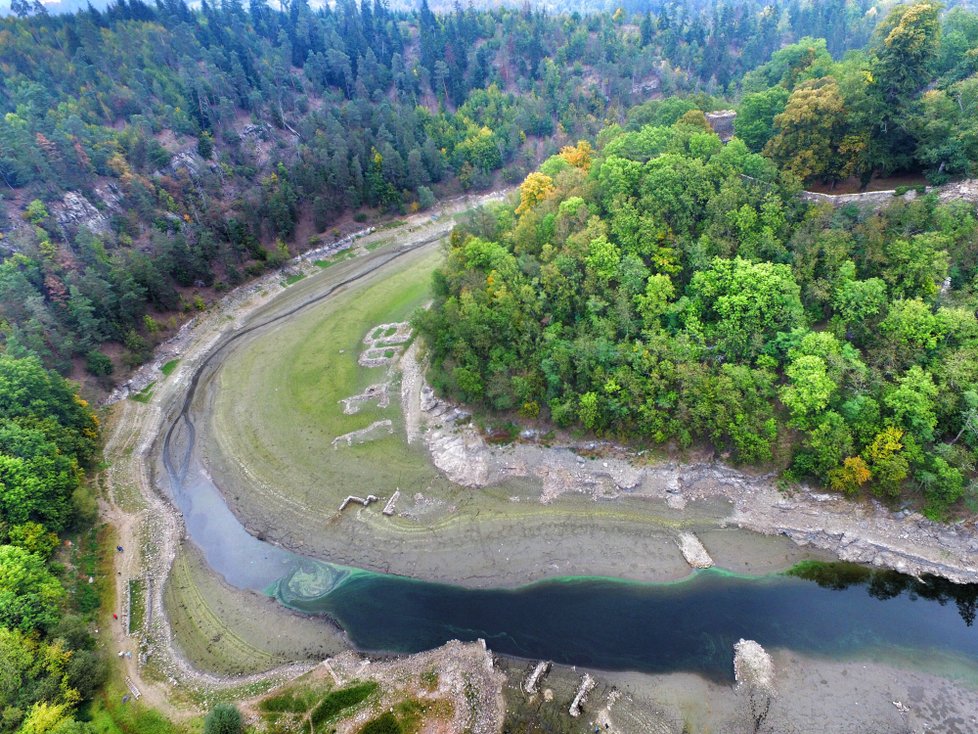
[599,649,978,734]
[164,542,347,676]
[412,365,978,585]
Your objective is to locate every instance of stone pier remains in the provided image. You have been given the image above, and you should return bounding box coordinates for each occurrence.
[523,661,551,694]
[338,495,379,511]
[569,673,596,717]
[382,490,400,516]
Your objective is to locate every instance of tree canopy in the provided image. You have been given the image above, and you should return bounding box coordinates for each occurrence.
[419,109,978,520]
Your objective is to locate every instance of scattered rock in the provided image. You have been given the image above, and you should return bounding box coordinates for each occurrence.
[678,532,714,569]
[733,639,775,694]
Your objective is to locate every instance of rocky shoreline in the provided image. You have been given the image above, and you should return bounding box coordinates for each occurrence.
[410,349,978,585]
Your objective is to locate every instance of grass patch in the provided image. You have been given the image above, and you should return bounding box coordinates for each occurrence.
[282,272,307,286]
[309,681,379,726]
[257,680,379,733]
[160,359,179,376]
[210,247,443,520]
[365,237,393,252]
[395,699,452,734]
[129,382,155,403]
[378,219,407,231]
[358,712,401,734]
[420,668,438,692]
[259,689,318,714]
[313,250,355,269]
[128,578,145,634]
[84,686,183,734]
[69,525,107,617]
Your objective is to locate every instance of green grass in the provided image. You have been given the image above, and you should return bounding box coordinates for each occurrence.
[365,236,393,251]
[259,689,318,713]
[309,681,379,726]
[282,272,307,286]
[84,687,182,734]
[257,680,379,733]
[160,359,179,376]
[210,247,443,518]
[358,712,402,734]
[129,382,155,403]
[314,251,355,269]
[377,218,407,231]
[128,578,145,634]
[70,525,106,617]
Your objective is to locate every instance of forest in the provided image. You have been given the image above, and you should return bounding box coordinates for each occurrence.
[0,0,945,379]
[418,2,978,520]
[0,354,107,734]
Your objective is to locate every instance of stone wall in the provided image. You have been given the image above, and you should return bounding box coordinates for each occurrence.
[800,179,978,208]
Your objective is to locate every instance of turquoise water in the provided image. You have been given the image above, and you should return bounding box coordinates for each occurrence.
[161,436,978,683]
[275,563,978,682]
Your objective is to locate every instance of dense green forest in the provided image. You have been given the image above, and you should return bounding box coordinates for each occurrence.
[418,5,978,519]
[0,0,935,380]
[0,354,107,734]
[736,3,978,184]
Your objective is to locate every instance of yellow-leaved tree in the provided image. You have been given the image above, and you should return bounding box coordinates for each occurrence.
[515,172,555,216]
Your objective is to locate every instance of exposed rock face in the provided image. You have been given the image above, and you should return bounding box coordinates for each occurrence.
[53,191,110,235]
[162,150,202,179]
[801,178,978,208]
[706,110,737,142]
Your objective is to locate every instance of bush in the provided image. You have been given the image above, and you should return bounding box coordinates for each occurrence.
[85,351,114,377]
[359,712,401,734]
[417,186,436,210]
[203,704,242,734]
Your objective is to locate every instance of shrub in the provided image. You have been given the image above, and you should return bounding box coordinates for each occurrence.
[359,712,401,734]
[85,350,114,377]
[203,704,242,734]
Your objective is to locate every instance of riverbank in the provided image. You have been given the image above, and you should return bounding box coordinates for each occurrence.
[100,184,978,734]
[411,346,978,585]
